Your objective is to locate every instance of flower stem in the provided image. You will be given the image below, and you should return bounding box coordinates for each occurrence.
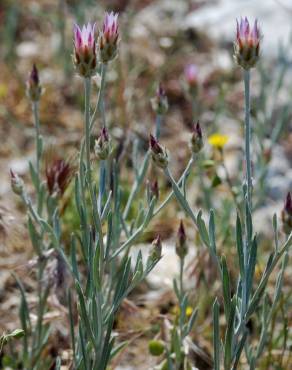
[32,102,41,176]
[244,69,252,209]
[84,77,92,176]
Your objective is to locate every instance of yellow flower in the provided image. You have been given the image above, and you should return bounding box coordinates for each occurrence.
[208,133,229,149]
[0,84,8,99]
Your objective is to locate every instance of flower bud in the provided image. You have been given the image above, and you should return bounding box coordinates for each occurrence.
[148,339,165,356]
[150,235,162,261]
[147,179,159,200]
[190,121,203,154]
[26,64,42,102]
[151,84,168,115]
[185,64,199,94]
[234,17,261,70]
[281,192,292,234]
[149,134,168,169]
[98,12,119,63]
[175,220,188,259]
[94,127,111,160]
[73,22,97,77]
[10,169,24,196]
[46,157,75,197]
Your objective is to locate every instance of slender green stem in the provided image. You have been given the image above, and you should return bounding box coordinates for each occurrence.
[163,166,198,227]
[179,257,184,296]
[155,114,162,139]
[123,151,150,220]
[153,156,194,217]
[244,69,252,209]
[32,101,41,176]
[84,77,92,176]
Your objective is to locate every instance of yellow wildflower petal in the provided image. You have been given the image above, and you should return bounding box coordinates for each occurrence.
[208,133,229,149]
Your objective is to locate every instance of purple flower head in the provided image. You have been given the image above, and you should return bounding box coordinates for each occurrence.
[73,22,97,77]
[30,64,39,85]
[149,134,163,155]
[157,83,166,99]
[149,134,168,168]
[190,121,203,153]
[26,64,42,101]
[95,127,111,160]
[236,17,260,47]
[234,17,261,69]
[178,220,186,245]
[185,64,198,86]
[193,121,202,138]
[151,83,168,115]
[100,126,109,142]
[149,179,159,199]
[99,12,119,63]
[74,22,96,52]
[176,220,188,259]
[102,12,119,42]
[46,157,75,196]
[284,192,292,216]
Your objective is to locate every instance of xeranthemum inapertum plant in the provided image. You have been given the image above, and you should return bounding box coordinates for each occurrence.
[5,8,291,370]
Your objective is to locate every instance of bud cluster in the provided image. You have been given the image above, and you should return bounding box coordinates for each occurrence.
[234,17,261,70]
[281,192,292,235]
[149,134,169,169]
[26,64,42,102]
[190,121,203,154]
[151,84,168,115]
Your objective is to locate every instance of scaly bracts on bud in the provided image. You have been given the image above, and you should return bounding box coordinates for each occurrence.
[98,12,119,63]
[150,179,159,200]
[150,235,162,261]
[190,121,203,154]
[46,158,75,197]
[73,22,97,77]
[281,192,292,234]
[26,64,42,102]
[176,220,188,259]
[10,169,24,196]
[94,127,112,160]
[234,17,261,69]
[149,134,169,169]
[151,84,168,115]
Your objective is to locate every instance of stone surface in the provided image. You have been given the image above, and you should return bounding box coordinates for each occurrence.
[184,0,291,57]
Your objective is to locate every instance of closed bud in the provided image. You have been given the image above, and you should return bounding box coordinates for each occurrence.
[151,84,168,115]
[148,339,165,356]
[98,12,119,63]
[234,17,261,70]
[149,134,169,169]
[148,179,159,200]
[190,121,203,153]
[150,235,162,261]
[176,220,188,259]
[10,169,24,196]
[26,64,42,102]
[281,192,292,234]
[94,127,111,160]
[185,64,199,94]
[73,22,97,77]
